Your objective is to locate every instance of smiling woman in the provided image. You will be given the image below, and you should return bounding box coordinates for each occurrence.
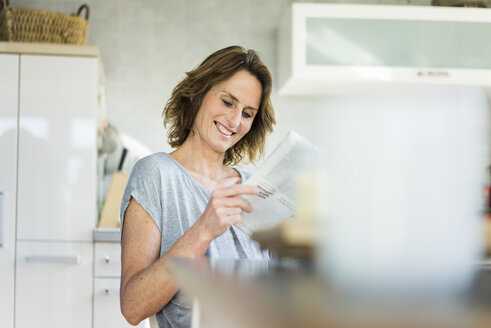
[163,45,275,165]
[119,46,276,328]
[189,70,261,157]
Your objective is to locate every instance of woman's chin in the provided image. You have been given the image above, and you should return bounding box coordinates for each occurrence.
[209,140,235,154]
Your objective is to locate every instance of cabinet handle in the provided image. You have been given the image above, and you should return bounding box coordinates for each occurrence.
[25,255,82,264]
[0,192,4,248]
[104,254,110,263]
[104,288,119,296]
[416,71,449,78]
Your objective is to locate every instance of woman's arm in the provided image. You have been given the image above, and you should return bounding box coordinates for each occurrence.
[120,184,259,325]
[120,197,212,325]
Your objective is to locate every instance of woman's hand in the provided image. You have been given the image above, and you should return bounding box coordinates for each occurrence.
[196,184,260,240]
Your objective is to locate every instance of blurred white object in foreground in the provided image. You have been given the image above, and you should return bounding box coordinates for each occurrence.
[319,86,489,300]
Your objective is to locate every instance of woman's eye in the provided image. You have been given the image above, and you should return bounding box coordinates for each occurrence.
[242,112,252,119]
[222,99,233,107]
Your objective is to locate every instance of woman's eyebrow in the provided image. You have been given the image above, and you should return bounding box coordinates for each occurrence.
[222,91,258,111]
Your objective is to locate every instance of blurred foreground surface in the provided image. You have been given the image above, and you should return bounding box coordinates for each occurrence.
[166,257,491,328]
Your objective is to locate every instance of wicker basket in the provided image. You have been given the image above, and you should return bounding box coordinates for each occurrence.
[0,0,89,45]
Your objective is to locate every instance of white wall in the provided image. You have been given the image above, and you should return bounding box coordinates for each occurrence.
[14,0,436,165]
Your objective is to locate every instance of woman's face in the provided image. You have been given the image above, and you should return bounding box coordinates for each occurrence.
[192,70,262,155]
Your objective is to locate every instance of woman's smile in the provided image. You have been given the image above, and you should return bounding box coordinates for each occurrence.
[214,121,235,137]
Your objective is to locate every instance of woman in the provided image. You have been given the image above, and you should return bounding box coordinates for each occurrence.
[120,46,276,328]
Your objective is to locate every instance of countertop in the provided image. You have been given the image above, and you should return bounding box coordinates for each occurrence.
[0,41,99,57]
[166,257,491,328]
[93,228,121,242]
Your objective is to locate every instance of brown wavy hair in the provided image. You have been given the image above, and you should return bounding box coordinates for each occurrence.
[163,45,276,166]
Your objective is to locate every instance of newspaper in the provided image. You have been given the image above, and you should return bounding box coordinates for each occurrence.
[235,131,318,235]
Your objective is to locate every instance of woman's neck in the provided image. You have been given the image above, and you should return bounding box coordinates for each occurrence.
[170,135,228,181]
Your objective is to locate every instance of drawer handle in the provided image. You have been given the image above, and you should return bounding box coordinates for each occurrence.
[104,288,119,296]
[26,255,82,264]
[416,70,449,78]
[104,254,110,263]
[0,192,4,248]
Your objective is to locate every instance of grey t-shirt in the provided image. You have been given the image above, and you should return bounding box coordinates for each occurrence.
[120,152,268,328]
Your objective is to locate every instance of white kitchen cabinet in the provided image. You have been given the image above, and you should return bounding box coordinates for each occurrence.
[94,241,150,328]
[0,54,19,328]
[95,242,122,277]
[0,43,100,328]
[94,278,127,328]
[17,54,97,242]
[13,53,98,328]
[94,278,149,328]
[15,241,93,328]
[278,3,491,96]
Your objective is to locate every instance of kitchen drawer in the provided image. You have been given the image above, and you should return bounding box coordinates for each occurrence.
[15,241,93,328]
[94,277,149,328]
[95,242,122,277]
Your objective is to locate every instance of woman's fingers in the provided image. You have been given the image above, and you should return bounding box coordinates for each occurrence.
[210,184,259,214]
[215,207,242,217]
[212,184,260,198]
[211,196,254,213]
[197,184,259,239]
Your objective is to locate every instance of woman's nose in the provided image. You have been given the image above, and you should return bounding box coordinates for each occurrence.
[226,109,242,128]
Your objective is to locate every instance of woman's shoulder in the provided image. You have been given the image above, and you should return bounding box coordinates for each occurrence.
[131,152,181,177]
[136,152,173,166]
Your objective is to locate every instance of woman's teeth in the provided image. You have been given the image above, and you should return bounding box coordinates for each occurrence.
[216,122,233,136]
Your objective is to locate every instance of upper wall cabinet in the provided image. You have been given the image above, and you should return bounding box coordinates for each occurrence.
[16,54,98,242]
[277,4,491,95]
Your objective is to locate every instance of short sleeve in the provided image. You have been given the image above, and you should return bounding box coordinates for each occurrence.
[120,155,163,235]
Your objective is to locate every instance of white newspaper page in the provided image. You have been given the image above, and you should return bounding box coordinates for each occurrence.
[235,131,318,235]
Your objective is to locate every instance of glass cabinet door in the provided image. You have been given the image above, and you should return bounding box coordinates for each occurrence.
[306,18,491,69]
